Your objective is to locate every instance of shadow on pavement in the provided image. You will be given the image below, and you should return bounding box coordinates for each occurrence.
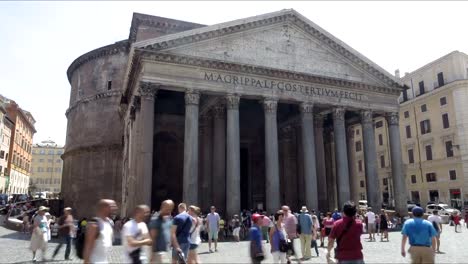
[0,232,31,241]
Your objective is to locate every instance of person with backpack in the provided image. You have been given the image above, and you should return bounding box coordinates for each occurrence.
[122,205,153,264]
[52,207,75,260]
[80,199,117,263]
[427,210,442,253]
[171,203,192,264]
[150,199,175,263]
[326,201,364,263]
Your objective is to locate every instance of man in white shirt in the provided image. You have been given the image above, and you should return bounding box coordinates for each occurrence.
[122,205,153,264]
[365,207,376,241]
[206,206,220,253]
[427,210,443,253]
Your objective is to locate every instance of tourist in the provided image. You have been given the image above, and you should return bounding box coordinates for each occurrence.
[453,212,461,232]
[231,214,241,242]
[332,209,342,221]
[322,212,334,247]
[261,211,270,243]
[171,203,192,263]
[465,211,468,229]
[427,210,443,253]
[30,206,50,262]
[219,217,226,240]
[22,212,30,234]
[122,205,152,264]
[269,210,287,263]
[149,199,175,263]
[298,206,313,260]
[83,199,117,264]
[250,213,265,264]
[282,205,300,263]
[206,205,220,252]
[365,207,376,241]
[187,205,202,264]
[379,209,389,242]
[52,207,75,260]
[375,214,380,235]
[326,201,364,264]
[401,206,437,264]
[311,215,319,257]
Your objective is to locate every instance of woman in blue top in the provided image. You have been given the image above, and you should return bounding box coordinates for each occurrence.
[269,210,287,263]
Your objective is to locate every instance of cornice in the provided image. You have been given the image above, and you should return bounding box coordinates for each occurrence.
[139,11,401,89]
[137,51,402,95]
[66,40,130,83]
[65,90,122,117]
[62,143,122,159]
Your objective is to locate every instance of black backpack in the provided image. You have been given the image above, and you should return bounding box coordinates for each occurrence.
[75,217,108,259]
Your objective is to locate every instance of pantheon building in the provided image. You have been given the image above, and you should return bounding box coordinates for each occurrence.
[62,9,408,218]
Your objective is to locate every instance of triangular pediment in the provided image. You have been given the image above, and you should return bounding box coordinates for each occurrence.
[135,9,401,88]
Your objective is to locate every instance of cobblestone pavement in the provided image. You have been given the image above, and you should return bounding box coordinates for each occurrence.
[0,220,467,263]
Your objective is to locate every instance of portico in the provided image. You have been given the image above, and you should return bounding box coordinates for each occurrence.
[120,9,408,217]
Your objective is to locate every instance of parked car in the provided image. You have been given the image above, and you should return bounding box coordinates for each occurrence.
[426,203,460,216]
[358,200,368,210]
[407,201,418,212]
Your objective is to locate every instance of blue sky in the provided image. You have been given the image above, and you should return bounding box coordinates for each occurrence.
[1,1,467,145]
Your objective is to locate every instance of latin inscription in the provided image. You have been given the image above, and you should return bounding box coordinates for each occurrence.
[203,72,364,101]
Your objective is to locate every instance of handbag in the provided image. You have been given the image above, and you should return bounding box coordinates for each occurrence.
[334,219,354,259]
[128,248,142,264]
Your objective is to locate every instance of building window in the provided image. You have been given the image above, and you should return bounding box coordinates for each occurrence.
[420,119,431,134]
[426,173,437,182]
[355,129,360,136]
[442,113,450,129]
[383,178,388,186]
[375,121,383,128]
[429,190,439,202]
[46,167,52,172]
[403,89,408,102]
[56,159,61,163]
[406,125,411,139]
[107,80,112,90]
[380,155,385,168]
[40,149,45,154]
[378,134,383,146]
[404,111,410,118]
[48,159,53,163]
[449,170,457,180]
[411,191,420,203]
[54,167,61,173]
[0,150,4,159]
[437,72,444,87]
[421,104,427,112]
[360,180,365,188]
[408,149,414,164]
[411,175,417,184]
[355,141,362,152]
[425,145,433,161]
[446,141,454,157]
[358,160,363,172]
[419,81,425,95]
[39,159,44,163]
[440,97,447,106]
[48,150,54,155]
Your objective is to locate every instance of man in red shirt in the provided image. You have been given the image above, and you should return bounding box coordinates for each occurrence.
[326,201,364,264]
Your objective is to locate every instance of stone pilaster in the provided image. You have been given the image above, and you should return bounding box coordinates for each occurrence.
[314,114,327,212]
[264,98,280,214]
[200,113,212,212]
[183,89,200,205]
[386,112,408,216]
[211,103,226,213]
[226,94,240,218]
[361,110,381,211]
[138,82,158,206]
[333,107,351,207]
[300,102,318,211]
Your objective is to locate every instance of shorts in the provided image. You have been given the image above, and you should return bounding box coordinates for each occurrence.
[325,228,332,236]
[209,230,219,240]
[189,244,198,250]
[367,223,376,232]
[172,242,190,260]
[233,227,241,237]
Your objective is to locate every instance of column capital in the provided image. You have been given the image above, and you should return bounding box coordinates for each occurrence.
[313,113,325,127]
[212,104,226,118]
[299,102,314,114]
[333,107,346,121]
[385,112,399,126]
[185,89,200,105]
[280,125,294,142]
[263,98,278,113]
[360,110,373,124]
[226,94,240,109]
[139,82,159,100]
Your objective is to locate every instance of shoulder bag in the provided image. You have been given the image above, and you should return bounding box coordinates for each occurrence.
[334,219,354,259]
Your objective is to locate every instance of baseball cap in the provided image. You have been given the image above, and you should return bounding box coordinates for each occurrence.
[252,213,265,223]
[412,206,424,217]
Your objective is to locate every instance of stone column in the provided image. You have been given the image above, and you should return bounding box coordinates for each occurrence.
[314,114,327,212]
[264,98,280,214]
[361,110,382,211]
[200,113,213,211]
[300,102,318,211]
[346,125,359,204]
[139,82,158,206]
[333,107,351,207]
[386,112,408,216]
[226,94,241,218]
[183,89,200,205]
[212,104,226,212]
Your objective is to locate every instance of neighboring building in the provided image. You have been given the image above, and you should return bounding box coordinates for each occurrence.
[1,96,36,194]
[63,9,408,217]
[30,140,64,193]
[348,51,468,210]
[0,104,14,193]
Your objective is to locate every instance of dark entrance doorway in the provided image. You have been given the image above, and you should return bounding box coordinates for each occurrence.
[240,147,250,210]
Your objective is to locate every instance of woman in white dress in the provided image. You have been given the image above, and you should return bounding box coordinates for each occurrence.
[30,206,50,262]
[187,205,202,264]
